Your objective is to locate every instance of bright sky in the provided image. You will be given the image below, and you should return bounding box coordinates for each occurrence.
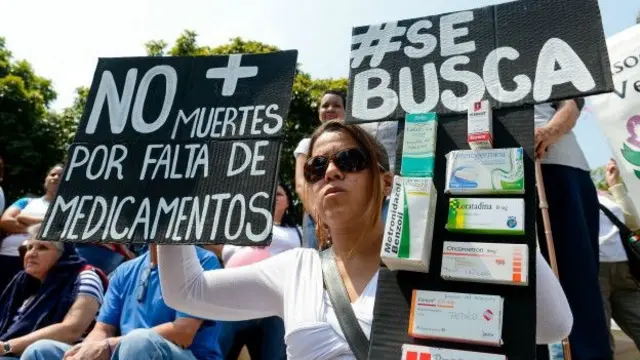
[1,0,637,169]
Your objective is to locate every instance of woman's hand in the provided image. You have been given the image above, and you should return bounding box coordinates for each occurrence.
[606,158,621,188]
[63,340,110,360]
[535,125,561,159]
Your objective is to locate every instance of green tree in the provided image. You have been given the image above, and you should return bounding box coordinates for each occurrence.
[46,86,89,154]
[54,30,348,220]
[145,30,348,217]
[0,37,68,200]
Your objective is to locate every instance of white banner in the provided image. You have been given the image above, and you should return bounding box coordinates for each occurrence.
[590,24,640,210]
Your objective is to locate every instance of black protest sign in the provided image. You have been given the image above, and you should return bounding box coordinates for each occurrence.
[39,51,298,245]
[346,0,613,123]
[356,0,615,359]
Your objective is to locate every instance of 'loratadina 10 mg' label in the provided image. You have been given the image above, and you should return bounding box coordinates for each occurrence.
[445,148,524,195]
[401,113,438,178]
[442,241,529,286]
[402,344,506,360]
[408,290,504,346]
[447,198,525,235]
[467,100,493,150]
[381,176,437,273]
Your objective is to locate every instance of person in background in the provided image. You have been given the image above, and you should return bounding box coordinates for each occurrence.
[0,165,63,292]
[0,156,5,214]
[74,243,136,275]
[22,245,223,360]
[206,182,301,360]
[294,90,346,249]
[597,158,640,354]
[158,121,573,360]
[534,99,611,360]
[0,224,106,359]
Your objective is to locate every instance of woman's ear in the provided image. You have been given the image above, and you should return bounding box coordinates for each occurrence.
[382,172,394,197]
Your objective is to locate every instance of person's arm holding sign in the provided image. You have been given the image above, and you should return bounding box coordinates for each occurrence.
[157,244,288,321]
[606,158,640,230]
[535,99,582,159]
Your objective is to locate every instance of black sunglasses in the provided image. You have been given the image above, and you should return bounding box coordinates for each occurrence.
[303,148,371,184]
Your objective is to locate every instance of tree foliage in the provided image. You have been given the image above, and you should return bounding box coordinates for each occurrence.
[2,30,347,219]
[145,30,348,217]
[0,37,69,201]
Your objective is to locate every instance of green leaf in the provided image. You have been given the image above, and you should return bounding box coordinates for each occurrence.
[622,143,640,167]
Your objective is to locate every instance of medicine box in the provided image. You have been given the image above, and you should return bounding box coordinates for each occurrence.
[401,113,438,178]
[408,289,504,346]
[402,343,507,360]
[446,198,525,235]
[441,241,529,286]
[381,176,437,273]
[467,100,494,150]
[445,148,525,195]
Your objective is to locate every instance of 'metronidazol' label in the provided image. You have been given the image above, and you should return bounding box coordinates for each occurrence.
[446,198,525,235]
[381,176,437,273]
[402,344,506,360]
[409,290,504,346]
[445,148,524,195]
[442,241,529,286]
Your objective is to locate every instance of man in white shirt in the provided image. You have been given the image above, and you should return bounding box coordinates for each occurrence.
[535,98,611,360]
[597,159,640,355]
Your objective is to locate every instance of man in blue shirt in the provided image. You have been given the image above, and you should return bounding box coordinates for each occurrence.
[21,245,223,360]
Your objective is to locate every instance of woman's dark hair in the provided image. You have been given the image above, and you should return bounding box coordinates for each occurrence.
[305,120,390,250]
[278,181,298,228]
[48,164,65,173]
[277,181,303,245]
[320,90,347,110]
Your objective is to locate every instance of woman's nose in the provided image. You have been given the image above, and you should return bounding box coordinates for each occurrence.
[324,161,344,181]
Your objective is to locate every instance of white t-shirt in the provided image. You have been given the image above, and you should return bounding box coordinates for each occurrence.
[221,225,302,264]
[0,197,50,256]
[597,183,640,263]
[158,246,573,359]
[598,194,628,262]
[294,138,311,159]
[534,103,590,171]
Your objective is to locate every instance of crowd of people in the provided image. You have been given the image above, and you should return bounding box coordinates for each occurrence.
[0,91,638,360]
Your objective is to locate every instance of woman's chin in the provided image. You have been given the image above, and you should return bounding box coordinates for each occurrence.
[321,208,353,227]
[24,268,40,278]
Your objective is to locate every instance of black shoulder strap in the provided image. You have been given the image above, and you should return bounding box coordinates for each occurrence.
[599,203,632,238]
[295,226,303,247]
[320,249,370,360]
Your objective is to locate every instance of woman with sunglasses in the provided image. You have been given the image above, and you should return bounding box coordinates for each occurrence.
[158,121,573,359]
